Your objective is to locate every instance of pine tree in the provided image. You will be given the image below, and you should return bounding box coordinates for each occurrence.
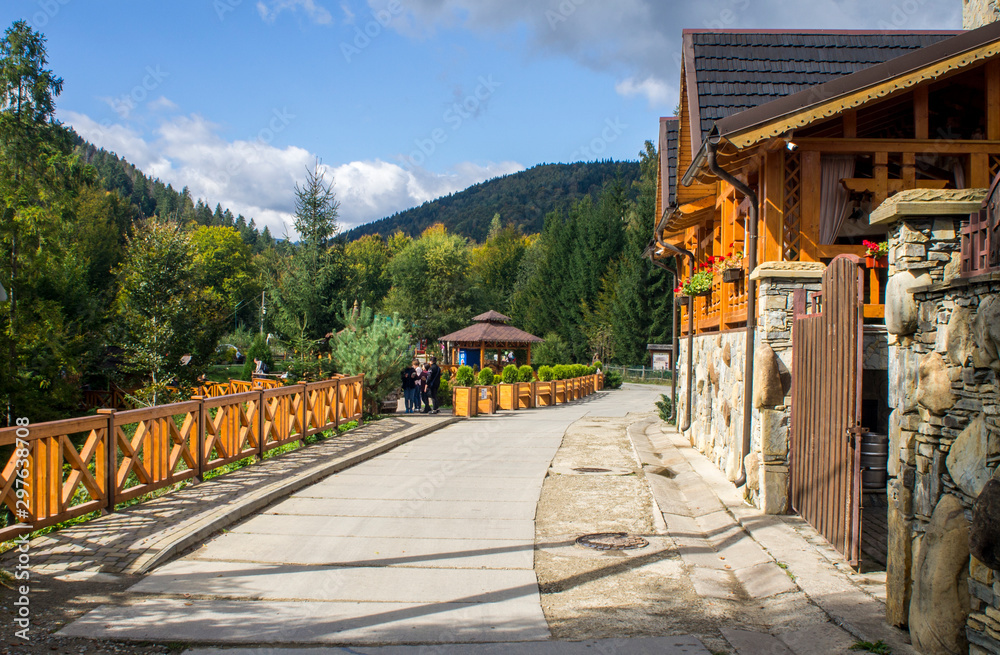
[294,163,340,249]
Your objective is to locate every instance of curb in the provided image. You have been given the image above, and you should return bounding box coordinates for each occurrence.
[127,417,460,575]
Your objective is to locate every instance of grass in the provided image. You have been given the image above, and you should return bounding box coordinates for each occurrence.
[775,561,797,582]
[850,639,891,654]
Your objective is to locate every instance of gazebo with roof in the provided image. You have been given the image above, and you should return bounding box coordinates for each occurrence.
[438,310,543,369]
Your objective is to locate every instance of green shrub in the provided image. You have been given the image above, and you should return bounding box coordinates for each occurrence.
[604,370,623,389]
[517,365,535,383]
[241,333,274,380]
[586,365,596,375]
[537,365,554,381]
[532,332,570,367]
[455,365,475,387]
[477,368,495,385]
[500,364,519,384]
[655,394,674,424]
[438,376,452,407]
[573,364,588,378]
[552,364,570,380]
[592,359,603,371]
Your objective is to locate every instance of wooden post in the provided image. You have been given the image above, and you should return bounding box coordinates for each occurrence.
[971,152,990,188]
[800,151,822,261]
[192,396,205,482]
[763,150,784,262]
[902,152,916,190]
[874,151,889,211]
[988,60,1000,141]
[257,389,266,460]
[914,86,929,140]
[98,409,116,514]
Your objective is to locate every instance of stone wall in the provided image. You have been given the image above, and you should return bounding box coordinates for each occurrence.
[748,262,825,513]
[676,330,747,484]
[965,0,1000,29]
[874,194,1000,654]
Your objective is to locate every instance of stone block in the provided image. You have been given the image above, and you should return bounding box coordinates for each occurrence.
[886,270,932,336]
[947,413,990,498]
[753,343,784,408]
[971,479,1000,571]
[760,409,788,458]
[918,352,957,415]
[887,478,913,626]
[760,466,788,514]
[889,409,901,477]
[909,494,971,655]
[901,223,930,243]
[943,251,963,284]
[973,296,1000,372]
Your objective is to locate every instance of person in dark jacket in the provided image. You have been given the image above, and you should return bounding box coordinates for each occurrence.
[418,363,431,413]
[426,357,441,414]
[401,361,418,413]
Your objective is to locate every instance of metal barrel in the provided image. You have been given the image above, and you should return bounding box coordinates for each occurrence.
[860,431,889,491]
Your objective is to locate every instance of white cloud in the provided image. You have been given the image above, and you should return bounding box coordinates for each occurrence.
[367,0,962,112]
[61,110,524,237]
[256,0,334,24]
[148,96,179,112]
[615,75,674,108]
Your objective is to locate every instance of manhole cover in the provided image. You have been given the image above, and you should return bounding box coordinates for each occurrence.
[575,532,649,551]
[572,467,612,473]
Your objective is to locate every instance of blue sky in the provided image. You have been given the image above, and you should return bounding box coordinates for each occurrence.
[3,0,962,236]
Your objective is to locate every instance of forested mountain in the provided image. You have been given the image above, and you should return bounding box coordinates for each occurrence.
[72,134,277,252]
[344,161,640,242]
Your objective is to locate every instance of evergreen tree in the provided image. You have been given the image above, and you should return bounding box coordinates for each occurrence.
[294,163,340,249]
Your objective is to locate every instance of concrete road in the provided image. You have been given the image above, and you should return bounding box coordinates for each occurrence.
[61,385,671,647]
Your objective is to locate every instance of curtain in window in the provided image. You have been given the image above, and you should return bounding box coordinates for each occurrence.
[819,155,856,244]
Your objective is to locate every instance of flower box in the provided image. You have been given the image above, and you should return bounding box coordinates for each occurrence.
[694,289,712,298]
[497,383,517,411]
[516,382,534,409]
[865,255,888,269]
[452,386,477,417]
[554,380,567,404]
[534,381,555,406]
[722,267,743,283]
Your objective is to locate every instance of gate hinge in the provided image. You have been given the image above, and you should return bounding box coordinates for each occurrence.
[846,426,868,445]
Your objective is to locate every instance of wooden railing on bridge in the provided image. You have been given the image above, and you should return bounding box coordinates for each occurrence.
[83,377,285,411]
[0,375,364,543]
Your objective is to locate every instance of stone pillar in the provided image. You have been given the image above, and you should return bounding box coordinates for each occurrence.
[747,261,825,514]
[964,0,1000,29]
[869,189,998,650]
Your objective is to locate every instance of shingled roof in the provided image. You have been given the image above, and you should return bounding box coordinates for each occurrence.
[682,30,960,152]
[659,117,679,208]
[439,310,543,345]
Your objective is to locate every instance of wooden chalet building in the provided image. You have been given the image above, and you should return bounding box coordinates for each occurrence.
[653,21,1000,563]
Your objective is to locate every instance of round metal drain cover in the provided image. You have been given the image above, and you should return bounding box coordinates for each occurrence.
[572,467,612,474]
[575,532,649,551]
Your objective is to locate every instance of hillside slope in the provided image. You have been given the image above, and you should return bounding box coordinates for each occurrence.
[344,161,640,242]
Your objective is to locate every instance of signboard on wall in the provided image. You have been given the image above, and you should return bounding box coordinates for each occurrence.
[480,388,488,400]
[652,353,670,371]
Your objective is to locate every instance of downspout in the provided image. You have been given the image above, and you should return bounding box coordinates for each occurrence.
[705,136,758,489]
[651,208,696,431]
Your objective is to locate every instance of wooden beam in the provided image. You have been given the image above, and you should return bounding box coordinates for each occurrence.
[902,152,916,189]
[874,151,889,208]
[988,60,1000,141]
[970,152,991,188]
[914,86,929,140]
[843,110,857,138]
[762,150,784,262]
[794,138,1000,154]
[800,150,822,262]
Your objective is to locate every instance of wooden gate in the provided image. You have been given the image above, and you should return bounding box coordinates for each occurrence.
[790,255,865,567]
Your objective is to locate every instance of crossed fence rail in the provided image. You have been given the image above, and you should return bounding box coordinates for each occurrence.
[0,375,363,543]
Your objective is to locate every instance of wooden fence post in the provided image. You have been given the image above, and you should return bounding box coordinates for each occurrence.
[298,384,308,446]
[257,388,266,460]
[192,396,205,482]
[97,408,116,514]
[333,378,341,430]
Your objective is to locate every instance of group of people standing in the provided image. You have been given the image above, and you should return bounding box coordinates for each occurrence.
[401,357,440,414]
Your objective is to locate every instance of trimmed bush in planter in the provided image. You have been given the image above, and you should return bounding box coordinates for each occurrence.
[518,365,535,383]
[501,364,519,384]
[477,368,495,386]
[537,365,554,381]
[455,365,475,387]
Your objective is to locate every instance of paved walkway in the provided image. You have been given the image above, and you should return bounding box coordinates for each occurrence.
[1,414,455,576]
[52,384,907,654]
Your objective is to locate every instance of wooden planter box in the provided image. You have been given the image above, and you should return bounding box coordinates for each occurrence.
[555,380,567,404]
[497,383,517,411]
[476,385,497,414]
[516,382,534,409]
[866,255,888,269]
[452,386,477,417]
[597,373,604,390]
[535,381,555,406]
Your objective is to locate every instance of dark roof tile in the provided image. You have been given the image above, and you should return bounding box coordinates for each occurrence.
[687,30,958,143]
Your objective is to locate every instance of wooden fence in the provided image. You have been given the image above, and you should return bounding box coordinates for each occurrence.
[83,377,285,411]
[0,375,363,543]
